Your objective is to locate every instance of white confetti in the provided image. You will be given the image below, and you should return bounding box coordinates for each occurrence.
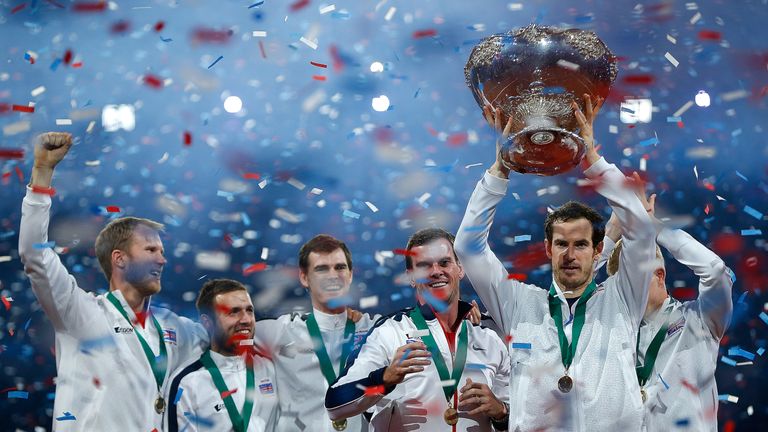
[464,162,483,169]
[85,160,101,166]
[439,379,456,387]
[409,329,430,337]
[365,201,379,212]
[319,4,335,14]
[609,125,618,134]
[258,179,268,189]
[417,193,431,205]
[287,178,306,190]
[55,119,73,125]
[359,295,379,309]
[0,256,12,263]
[261,247,269,260]
[507,3,523,11]
[300,37,318,50]
[720,89,749,102]
[556,59,580,71]
[30,86,46,97]
[666,34,677,44]
[664,52,679,67]
[672,100,694,118]
[384,6,396,21]
[86,120,96,133]
[310,188,323,195]
[252,30,267,37]
[690,11,702,24]
[639,158,647,172]
[4,120,31,136]
[693,165,699,180]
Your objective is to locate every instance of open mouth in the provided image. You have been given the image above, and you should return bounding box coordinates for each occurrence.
[149,270,162,278]
[428,281,448,288]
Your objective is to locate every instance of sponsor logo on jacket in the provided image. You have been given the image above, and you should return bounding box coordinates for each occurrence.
[163,328,178,344]
[114,326,134,334]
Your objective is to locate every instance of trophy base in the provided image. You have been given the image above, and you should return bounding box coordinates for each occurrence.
[500,127,585,176]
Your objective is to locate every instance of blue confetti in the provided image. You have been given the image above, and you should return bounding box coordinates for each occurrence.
[465,363,489,369]
[55,412,77,421]
[326,295,353,309]
[741,229,762,236]
[33,241,55,249]
[207,55,224,69]
[23,317,31,331]
[757,347,766,356]
[241,212,251,226]
[398,348,412,364]
[513,235,532,242]
[657,373,670,390]
[511,342,531,349]
[343,210,360,219]
[414,88,421,98]
[728,347,755,361]
[160,36,173,42]
[666,116,682,122]
[758,312,768,325]
[420,290,448,313]
[720,356,737,366]
[675,418,690,427]
[735,171,749,181]
[174,387,183,405]
[743,205,763,220]
[183,412,215,428]
[8,391,29,399]
[248,1,264,8]
[50,58,61,71]
[639,137,659,147]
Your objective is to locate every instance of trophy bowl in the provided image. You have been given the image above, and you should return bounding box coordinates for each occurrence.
[465,25,617,175]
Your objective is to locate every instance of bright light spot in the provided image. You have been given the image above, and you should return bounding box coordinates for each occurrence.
[224,95,243,113]
[371,95,390,112]
[102,104,136,132]
[370,61,384,73]
[695,90,710,107]
[619,98,653,124]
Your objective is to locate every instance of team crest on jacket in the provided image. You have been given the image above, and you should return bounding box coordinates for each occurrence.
[259,378,275,395]
[163,328,178,344]
[666,316,685,337]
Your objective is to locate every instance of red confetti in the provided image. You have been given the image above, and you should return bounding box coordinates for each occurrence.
[72,62,83,68]
[0,148,25,159]
[504,334,514,344]
[1,296,10,311]
[14,166,24,182]
[105,206,121,213]
[243,262,267,275]
[671,287,697,300]
[72,1,106,12]
[258,41,267,59]
[110,20,131,34]
[192,27,232,44]
[215,304,232,314]
[680,379,699,394]
[183,131,192,146]
[622,74,655,85]
[243,172,261,180]
[221,388,238,399]
[153,21,165,32]
[364,385,385,396]
[11,3,26,14]
[506,273,528,281]
[723,420,735,432]
[289,0,310,12]
[312,75,327,81]
[143,74,163,89]
[447,132,468,147]
[12,104,35,113]
[704,204,711,215]
[329,45,344,72]
[310,61,328,68]
[393,248,418,257]
[0,103,10,114]
[698,30,722,41]
[2,172,11,185]
[412,29,437,39]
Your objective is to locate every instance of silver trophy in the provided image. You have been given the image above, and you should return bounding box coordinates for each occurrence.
[465,25,617,175]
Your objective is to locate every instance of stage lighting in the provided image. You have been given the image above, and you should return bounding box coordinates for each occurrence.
[619,98,652,124]
[370,61,384,73]
[695,90,710,107]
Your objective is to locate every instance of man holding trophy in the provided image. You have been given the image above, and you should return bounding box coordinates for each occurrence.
[455,25,659,431]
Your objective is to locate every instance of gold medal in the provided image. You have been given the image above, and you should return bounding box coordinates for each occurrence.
[640,388,647,403]
[154,395,166,414]
[443,407,459,425]
[332,419,348,431]
[557,375,573,393]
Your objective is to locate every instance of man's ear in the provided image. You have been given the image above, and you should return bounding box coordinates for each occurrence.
[655,267,666,283]
[406,269,416,287]
[544,240,553,259]
[200,313,214,333]
[299,270,310,290]
[112,249,126,270]
[594,240,604,259]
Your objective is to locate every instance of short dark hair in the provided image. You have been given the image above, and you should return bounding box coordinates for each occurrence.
[95,217,164,281]
[544,201,605,247]
[405,228,458,270]
[298,234,353,273]
[196,278,248,317]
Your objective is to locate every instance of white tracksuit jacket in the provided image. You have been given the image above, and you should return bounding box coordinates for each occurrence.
[168,350,280,431]
[598,228,734,431]
[325,301,511,431]
[454,158,658,431]
[19,188,209,431]
[253,308,379,431]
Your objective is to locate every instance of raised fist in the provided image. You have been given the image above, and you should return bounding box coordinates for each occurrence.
[34,132,73,170]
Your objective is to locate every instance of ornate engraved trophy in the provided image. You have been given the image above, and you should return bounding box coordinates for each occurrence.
[465,25,617,175]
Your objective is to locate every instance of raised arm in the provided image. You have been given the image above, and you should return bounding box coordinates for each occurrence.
[454,105,519,333]
[19,133,97,333]
[657,227,734,339]
[575,96,657,326]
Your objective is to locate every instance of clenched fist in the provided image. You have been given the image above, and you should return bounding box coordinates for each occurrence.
[34,132,73,170]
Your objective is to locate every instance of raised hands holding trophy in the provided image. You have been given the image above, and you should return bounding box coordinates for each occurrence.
[466,24,616,175]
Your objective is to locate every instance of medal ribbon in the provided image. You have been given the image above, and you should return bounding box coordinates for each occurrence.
[547,281,597,371]
[635,323,669,387]
[306,314,356,385]
[200,350,255,432]
[106,292,167,391]
[409,306,468,401]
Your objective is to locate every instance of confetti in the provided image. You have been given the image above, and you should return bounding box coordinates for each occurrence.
[743,206,763,220]
[342,209,360,219]
[252,30,267,37]
[412,29,437,39]
[7,391,29,399]
[365,201,379,212]
[511,342,531,349]
[243,263,267,275]
[55,119,73,125]
[55,412,77,421]
[300,37,318,50]
[664,52,679,67]
[740,229,762,236]
[207,55,224,69]
[12,104,34,113]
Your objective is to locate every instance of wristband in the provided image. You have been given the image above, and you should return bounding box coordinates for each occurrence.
[30,185,56,196]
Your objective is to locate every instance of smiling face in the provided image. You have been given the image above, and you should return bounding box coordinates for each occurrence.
[300,248,353,312]
[120,225,166,296]
[207,290,255,355]
[546,218,602,293]
[408,238,464,307]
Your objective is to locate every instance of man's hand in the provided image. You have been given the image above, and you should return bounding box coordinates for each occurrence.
[346,307,363,323]
[572,94,604,169]
[31,132,73,188]
[482,103,513,180]
[629,171,656,216]
[457,378,507,419]
[468,300,482,325]
[382,342,431,387]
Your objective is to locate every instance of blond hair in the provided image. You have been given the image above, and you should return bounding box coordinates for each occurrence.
[95,217,164,281]
[606,238,663,276]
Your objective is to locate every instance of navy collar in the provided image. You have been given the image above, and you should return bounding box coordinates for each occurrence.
[416,299,473,326]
